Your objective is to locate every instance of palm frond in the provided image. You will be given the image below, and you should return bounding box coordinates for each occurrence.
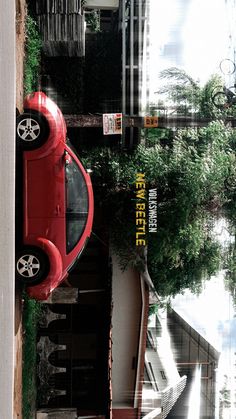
[159,67,200,89]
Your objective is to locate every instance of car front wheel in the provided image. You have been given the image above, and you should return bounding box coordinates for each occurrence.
[16,111,49,149]
[16,247,49,285]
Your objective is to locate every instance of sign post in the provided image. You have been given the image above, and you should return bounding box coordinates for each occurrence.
[103,113,122,135]
[144,116,158,128]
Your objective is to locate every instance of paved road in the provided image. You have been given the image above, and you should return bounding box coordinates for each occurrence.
[0,1,16,418]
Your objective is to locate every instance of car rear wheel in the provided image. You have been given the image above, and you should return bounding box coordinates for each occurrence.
[16,111,49,149]
[16,247,49,285]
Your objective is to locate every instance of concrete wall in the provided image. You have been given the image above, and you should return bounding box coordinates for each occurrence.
[37,409,77,418]
[112,256,142,405]
[37,409,106,418]
[112,407,138,419]
[85,0,119,10]
[168,309,220,418]
[146,313,181,391]
[145,347,180,392]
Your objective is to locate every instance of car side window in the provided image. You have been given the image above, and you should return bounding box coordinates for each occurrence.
[65,157,89,253]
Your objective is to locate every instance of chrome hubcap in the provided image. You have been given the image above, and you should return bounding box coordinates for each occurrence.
[17,254,40,278]
[17,118,41,141]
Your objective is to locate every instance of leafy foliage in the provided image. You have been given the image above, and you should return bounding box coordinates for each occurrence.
[148,217,221,298]
[224,235,236,305]
[83,121,235,297]
[24,15,42,94]
[158,67,201,112]
[157,67,236,118]
[199,74,225,118]
[22,293,42,418]
[149,304,158,316]
[159,67,199,88]
[85,10,101,32]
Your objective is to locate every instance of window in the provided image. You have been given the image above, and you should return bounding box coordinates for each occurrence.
[65,157,89,253]
[160,370,167,380]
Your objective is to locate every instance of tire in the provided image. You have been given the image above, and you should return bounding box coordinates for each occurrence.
[16,111,49,150]
[16,246,49,285]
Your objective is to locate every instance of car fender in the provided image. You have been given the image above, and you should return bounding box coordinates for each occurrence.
[26,237,64,300]
[23,91,67,160]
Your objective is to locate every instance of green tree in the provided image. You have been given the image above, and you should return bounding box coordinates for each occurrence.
[82,121,235,297]
[158,67,201,111]
[224,231,236,305]
[157,67,231,119]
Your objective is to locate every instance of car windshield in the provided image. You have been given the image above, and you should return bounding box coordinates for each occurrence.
[65,155,89,253]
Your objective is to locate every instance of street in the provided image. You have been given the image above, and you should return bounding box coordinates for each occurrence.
[0,0,16,418]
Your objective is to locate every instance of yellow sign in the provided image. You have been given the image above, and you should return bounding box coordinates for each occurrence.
[144,116,158,128]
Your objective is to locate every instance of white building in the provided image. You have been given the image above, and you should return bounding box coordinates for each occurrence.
[142,310,187,419]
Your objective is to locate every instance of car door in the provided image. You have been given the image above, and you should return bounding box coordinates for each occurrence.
[25,142,66,250]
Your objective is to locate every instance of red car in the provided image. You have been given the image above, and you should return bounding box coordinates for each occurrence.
[16,92,94,300]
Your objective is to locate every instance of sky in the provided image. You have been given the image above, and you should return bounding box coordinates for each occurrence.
[147,1,236,415]
[171,218,236,415]
[149,0,236,102]
[171,219,236,366]
[147,1,236,354]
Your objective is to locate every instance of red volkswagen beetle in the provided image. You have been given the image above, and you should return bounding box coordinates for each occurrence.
[16,92,94,300]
